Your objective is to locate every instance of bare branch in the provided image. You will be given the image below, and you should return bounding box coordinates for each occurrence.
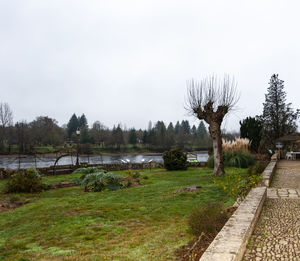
[0,102,13,127]
[185,75,239,122]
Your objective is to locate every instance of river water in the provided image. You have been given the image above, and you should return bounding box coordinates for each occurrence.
[0,152,209,170]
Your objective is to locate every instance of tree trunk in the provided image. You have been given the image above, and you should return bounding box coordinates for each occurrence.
[209,122,225,176]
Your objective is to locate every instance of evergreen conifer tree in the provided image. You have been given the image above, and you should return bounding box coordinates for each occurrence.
[67,114,79,138]
[197,121,207,139]
[261,74,299,149]
[240,116,262,152]
[78,114,88,128]
[128,129,137,145]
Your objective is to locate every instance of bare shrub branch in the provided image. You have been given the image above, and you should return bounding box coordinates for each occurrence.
[0,102,13,127]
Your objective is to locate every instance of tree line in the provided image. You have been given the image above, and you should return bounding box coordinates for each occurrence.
[0,106,212,154]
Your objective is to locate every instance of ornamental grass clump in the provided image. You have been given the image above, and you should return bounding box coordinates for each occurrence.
[4,168,46,193]
[208,151,255,169]
[222,138,251,153]
[81,172,123,192]
[208,137,254,169]
[74,167,146,192]
[72,166,105,185]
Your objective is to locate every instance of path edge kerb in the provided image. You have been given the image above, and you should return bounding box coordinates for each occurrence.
[199,156,278,261]
[262,153,278,187]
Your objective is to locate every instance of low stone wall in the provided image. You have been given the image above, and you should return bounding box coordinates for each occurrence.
[200,187,267,261]
[261,159,277,187]
[88,162,164,171]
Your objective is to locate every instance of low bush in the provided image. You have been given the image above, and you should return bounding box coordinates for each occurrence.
[214,169,262,200]
[4,169,45,193]
[74,167,147,192]
[0,169,14,179]
[125,169,140,179]
[208,151,255,169]
[163,148,188,171]
[80,172,123,192]
[73,166,105,185]
[188,201,228,237]
[207,155,214,168]
[72,166,104,175]
[247,161,268,176]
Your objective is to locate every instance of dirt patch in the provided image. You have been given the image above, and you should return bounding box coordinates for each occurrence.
[176,185,202,193]
[65,209,86,216]
[51,181,77,189]
[0,196,30,213]
[175,206,237,261]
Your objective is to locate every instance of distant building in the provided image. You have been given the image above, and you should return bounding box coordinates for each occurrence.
[187,153,198,162]
[277,133,300,159]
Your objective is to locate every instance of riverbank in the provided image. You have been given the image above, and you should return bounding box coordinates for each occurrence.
[0,146,210,157]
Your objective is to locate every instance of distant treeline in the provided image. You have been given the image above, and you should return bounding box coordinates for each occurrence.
[0,113,218,154]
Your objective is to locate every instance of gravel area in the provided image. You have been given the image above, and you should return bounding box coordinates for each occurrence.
[243,160,300,261]
[272,160,300,189]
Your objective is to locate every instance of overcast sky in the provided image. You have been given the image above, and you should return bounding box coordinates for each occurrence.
[1,0,300,131]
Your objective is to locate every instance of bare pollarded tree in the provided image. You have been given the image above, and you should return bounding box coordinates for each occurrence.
[186,75,239,176]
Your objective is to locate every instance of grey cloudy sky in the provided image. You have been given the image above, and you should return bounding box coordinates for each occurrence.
[1,0,300,131]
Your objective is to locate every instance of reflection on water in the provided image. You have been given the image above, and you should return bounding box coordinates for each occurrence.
[0,152,209,170]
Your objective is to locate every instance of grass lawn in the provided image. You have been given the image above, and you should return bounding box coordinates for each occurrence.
[0,167,247,260]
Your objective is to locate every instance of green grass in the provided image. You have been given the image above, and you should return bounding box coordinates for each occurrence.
[34,146,57,153]
[0,167,247,260]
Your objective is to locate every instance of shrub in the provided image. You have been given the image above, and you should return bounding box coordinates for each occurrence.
[207,155,214,168]
[80,172,123,192]
[72,166,104,175]
[4,169,45,193]
[0,169,14,179]
[163,148,188,171]
[73,167,106,185]
[214,170,262,199]
[188,201,228,237]
[125,169,140,179]
[208,151,255,169]
[247,161,268,176]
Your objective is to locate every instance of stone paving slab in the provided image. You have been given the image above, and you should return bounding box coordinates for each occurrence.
[267,188,300,199]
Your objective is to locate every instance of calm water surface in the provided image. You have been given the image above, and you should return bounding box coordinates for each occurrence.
[0,152,209,170]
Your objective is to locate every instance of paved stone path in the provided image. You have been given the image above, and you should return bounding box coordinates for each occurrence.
[243,160,300,261]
